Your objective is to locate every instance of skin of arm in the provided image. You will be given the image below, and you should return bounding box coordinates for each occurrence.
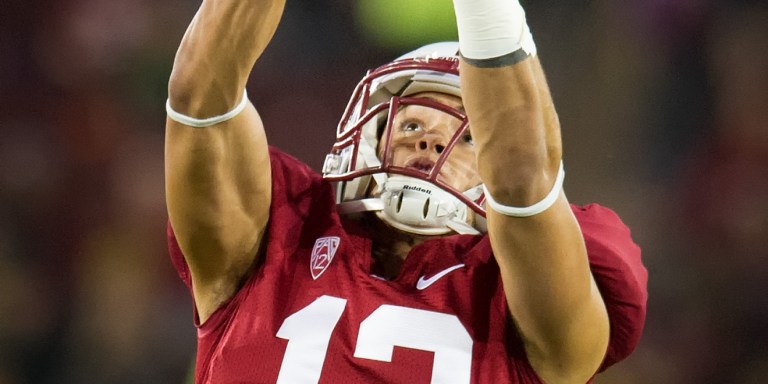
[165,0,286,323]
[461,56,610,383]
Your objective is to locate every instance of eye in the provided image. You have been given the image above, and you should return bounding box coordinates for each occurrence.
[402,121,422,132]
[461,133,473,145]
[403,121,421,132]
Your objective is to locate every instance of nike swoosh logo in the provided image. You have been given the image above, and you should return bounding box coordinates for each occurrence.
[416,264,465,290]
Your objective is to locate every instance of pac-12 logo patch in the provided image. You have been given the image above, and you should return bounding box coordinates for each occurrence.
[310,236,340,280]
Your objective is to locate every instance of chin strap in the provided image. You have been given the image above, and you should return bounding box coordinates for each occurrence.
[337,198,385,214]
[445,218,482,235]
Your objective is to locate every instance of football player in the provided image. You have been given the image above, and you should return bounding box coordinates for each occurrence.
[165,0,648,383]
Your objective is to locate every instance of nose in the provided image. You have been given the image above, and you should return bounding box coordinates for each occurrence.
[416,131,446,154]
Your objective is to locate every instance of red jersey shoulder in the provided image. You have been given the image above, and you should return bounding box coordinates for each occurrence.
[265,146,342,261]
[268,146,324,199]
[571,203,648,370]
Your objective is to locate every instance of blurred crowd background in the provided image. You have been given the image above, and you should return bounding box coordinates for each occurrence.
[1,0,766,383]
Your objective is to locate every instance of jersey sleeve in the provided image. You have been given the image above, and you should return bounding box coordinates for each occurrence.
[572,203,648,370]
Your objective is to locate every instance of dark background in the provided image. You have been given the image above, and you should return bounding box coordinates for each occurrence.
[1,0,766,383]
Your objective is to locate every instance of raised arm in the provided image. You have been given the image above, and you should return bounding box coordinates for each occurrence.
[165,0,285,323]
[453,0,609,382]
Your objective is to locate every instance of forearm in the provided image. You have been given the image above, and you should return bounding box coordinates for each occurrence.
[169,0,286,116]
[462,56,562,206]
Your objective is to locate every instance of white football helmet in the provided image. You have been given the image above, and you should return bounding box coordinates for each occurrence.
[322,42,487,235]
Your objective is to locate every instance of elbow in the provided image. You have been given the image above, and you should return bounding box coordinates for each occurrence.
[479,151,561,208]
[168,62,236,118]
[167,68,199,114]
[473,105,562,207]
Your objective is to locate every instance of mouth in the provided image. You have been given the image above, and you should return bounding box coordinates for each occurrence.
[404,157,436,175]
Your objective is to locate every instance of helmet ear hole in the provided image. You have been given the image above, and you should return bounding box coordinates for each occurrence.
[396,192,404,213]
[423,198,431,218]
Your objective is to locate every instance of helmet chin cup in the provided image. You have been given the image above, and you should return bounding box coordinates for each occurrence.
[376,176,468,236]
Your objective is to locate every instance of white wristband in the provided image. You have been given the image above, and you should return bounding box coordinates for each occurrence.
[166,90,249,128]
[483,161,564,217]
[452,0,536,60]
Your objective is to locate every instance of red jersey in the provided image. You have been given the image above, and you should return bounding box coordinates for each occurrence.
[168,148,647,384]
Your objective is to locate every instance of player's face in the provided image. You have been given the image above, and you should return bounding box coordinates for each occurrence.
[378,92,482,192]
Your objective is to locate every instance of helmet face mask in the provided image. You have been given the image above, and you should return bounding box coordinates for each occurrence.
[378,93,481,195]
[322,42,487,235]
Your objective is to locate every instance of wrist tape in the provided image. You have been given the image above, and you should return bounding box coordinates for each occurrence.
[452,0,536,60]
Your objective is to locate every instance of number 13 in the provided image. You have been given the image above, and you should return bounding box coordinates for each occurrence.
[275,295,473,383]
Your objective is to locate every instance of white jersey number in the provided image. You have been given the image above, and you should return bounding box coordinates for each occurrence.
[276,295,473,384]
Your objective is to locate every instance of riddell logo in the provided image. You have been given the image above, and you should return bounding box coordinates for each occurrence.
[403,185,432,194]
